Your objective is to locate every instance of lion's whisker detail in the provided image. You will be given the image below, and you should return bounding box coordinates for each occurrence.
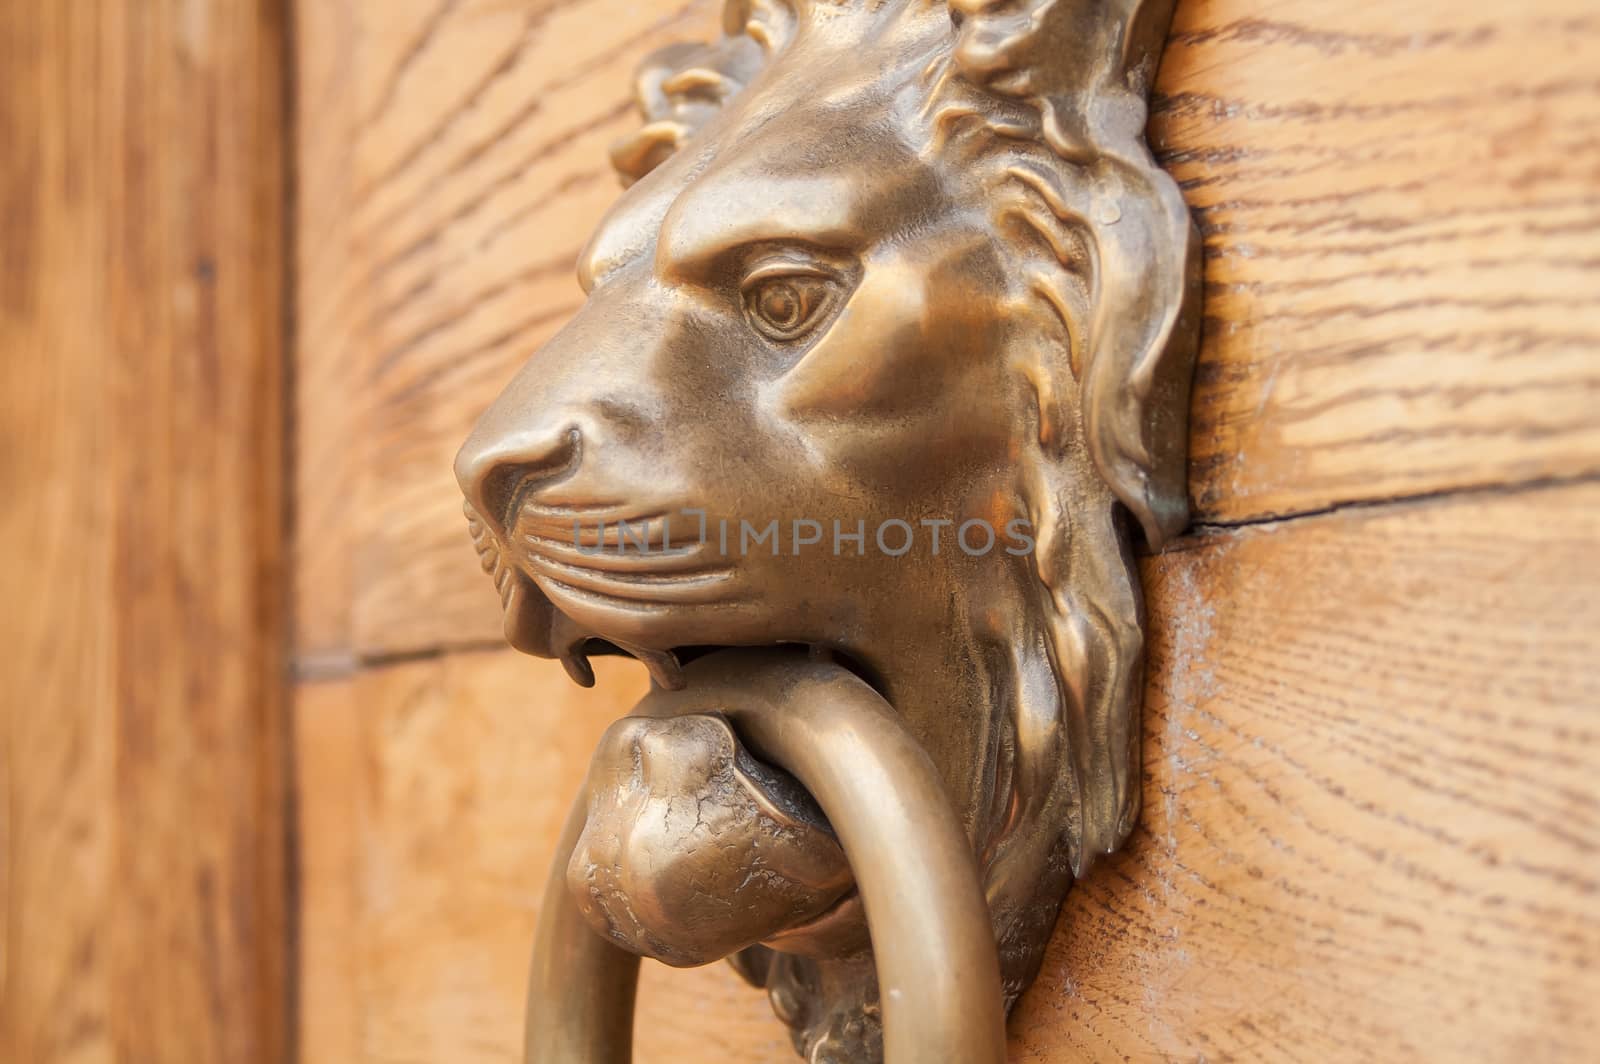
[523,550,736,588]
[516,509,689,547]
[527,557,739,606]
[536,575,752,614]
[521,532,705,566]
[520,504,667,523]
[453,0,1199,1059]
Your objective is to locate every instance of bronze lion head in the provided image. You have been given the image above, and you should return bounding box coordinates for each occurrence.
[455,0,1199,1056]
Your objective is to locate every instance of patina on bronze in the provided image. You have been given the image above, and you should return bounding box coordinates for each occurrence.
[454,0,1201,1058]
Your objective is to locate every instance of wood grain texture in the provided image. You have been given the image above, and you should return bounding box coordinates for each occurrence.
[0,2,290,1062]
[293,482,1600,1062]
[287,0,1600,1058]
[1160,0,1600,523]
[292,0,1600,658]
[1010,479,1600,1061]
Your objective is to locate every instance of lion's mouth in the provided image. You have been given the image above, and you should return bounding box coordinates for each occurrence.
[466,499,719,691]
[465,500,878,701]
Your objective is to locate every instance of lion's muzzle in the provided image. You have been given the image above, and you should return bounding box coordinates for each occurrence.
[454,418,580,543]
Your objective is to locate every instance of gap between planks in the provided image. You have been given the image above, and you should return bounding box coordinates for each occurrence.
[289,469,1600,683]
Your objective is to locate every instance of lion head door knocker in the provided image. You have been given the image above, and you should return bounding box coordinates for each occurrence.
[454,0,1200,1058]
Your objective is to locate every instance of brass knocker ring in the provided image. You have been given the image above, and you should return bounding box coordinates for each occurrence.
[522,652,1008,1063]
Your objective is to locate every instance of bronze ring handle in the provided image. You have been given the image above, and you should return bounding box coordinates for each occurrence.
[523,652,1008,1063]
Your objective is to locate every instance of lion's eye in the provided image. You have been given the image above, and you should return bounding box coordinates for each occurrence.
[742,273,834,343]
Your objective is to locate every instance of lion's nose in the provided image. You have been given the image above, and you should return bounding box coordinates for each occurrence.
[453,423,580,535]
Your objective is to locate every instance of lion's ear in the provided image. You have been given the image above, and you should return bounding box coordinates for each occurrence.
[610,36,765,186]
[954,0,1200,547]
[610,0,794,187]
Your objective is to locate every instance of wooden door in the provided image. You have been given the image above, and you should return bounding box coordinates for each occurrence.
[5,1,1599,1062]
[288,0,1600,1059]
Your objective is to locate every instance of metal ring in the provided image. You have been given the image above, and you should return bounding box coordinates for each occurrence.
[523,652,1009,1063]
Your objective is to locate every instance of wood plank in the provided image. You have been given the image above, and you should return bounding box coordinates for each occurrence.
[0,2,290,1062]
[294,480,1600,1061]
[1159,0,1600,523]
[292,0,1600,657]
[295,680,364,1064]
[1014,479,1600,1060]
[291,0,365,663]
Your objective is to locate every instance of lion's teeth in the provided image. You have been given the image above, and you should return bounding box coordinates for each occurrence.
[560,648,596,688]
